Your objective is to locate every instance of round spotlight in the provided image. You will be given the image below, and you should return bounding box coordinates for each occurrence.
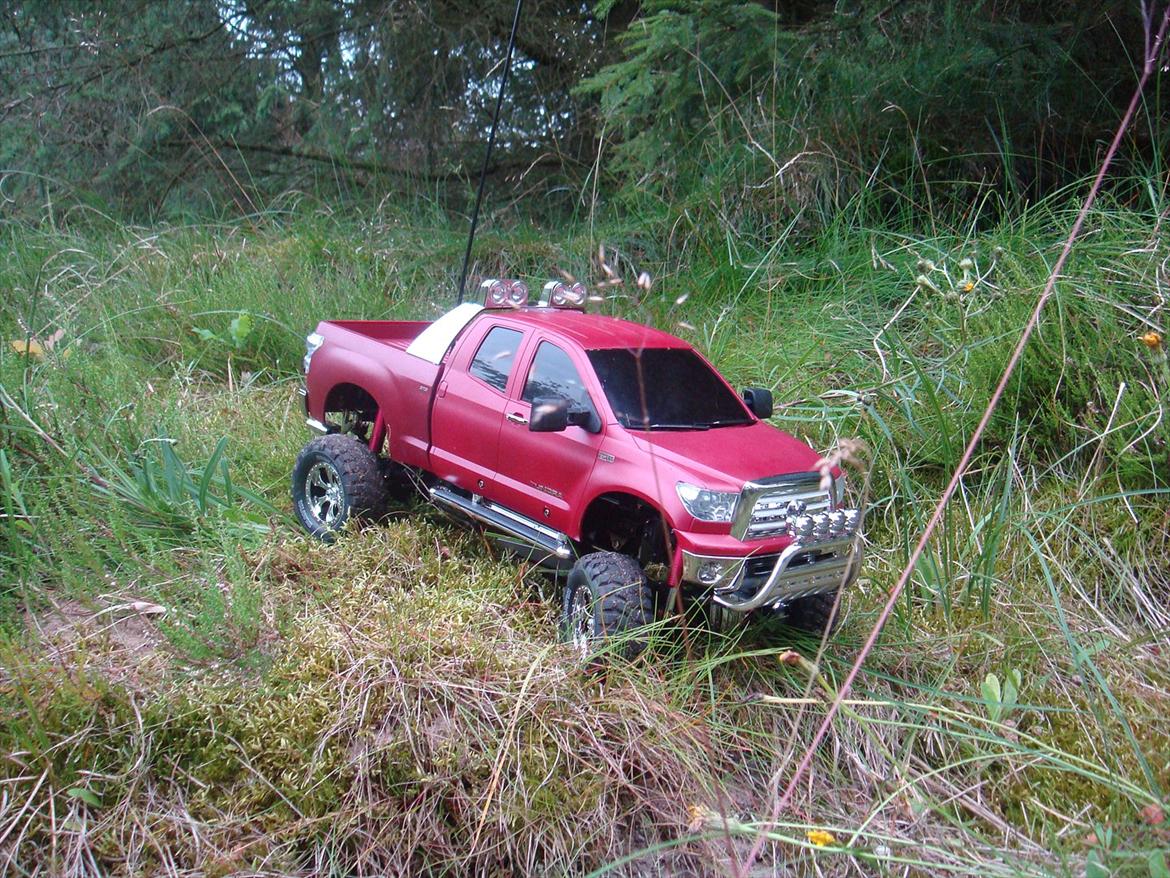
[541,280,588,308]
[482,278,528,308]
[792,515,814,540]
[507,280,528,306]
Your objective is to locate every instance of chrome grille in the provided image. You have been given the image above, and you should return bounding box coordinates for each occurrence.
[732,473,832,541]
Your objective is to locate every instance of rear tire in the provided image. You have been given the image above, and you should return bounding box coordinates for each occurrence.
[292,434,387,541]
[561,552,656,658]
[778,589,841,635]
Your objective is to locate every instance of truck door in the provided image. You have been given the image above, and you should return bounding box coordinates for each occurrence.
[429,322,530,492]
[493,340,604,533]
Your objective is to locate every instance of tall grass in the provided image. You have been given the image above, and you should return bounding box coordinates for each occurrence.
[0,187,1167,875]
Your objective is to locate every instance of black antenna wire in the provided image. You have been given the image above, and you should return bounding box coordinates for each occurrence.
[456,0,525,303]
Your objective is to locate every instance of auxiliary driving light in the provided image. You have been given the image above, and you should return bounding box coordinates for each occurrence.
[482,278,529,308]
[791,515,815,539]
[787,509,862,542]
[540,280,588,308]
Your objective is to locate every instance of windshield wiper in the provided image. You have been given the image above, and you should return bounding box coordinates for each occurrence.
[700,418,752,428]
[625,421,711,431]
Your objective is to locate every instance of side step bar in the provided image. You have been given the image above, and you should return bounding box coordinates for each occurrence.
[430,485,573,560]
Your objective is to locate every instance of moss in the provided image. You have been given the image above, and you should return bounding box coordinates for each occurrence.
[992,685,1170,827]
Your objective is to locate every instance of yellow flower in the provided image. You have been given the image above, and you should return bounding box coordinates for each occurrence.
[686,803,712,831]
[807,829,836,847]
[1140,331,1163,349]
[962,281,975,292]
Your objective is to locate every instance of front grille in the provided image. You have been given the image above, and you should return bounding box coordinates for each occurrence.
[743,475,831,540]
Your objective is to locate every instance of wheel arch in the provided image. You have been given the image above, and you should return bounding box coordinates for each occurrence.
[576,489,676,566]
[323,382,379,418]
[308,346,402,429]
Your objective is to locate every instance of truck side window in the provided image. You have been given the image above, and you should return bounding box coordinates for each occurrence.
[522,342,596,414]
[469,326,524,393]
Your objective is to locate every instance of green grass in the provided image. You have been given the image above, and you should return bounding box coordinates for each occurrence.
[0,190,1167,875]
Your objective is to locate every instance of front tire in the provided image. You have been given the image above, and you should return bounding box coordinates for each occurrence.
[698,598,747,635]
[777,589,841,635]
[292,434,387,541]
[561,552,656,658]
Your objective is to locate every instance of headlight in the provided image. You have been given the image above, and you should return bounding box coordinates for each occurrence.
[676,482,738,523]
[303,332,324,374]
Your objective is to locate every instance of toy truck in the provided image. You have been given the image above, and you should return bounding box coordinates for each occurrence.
[292,279,863,652]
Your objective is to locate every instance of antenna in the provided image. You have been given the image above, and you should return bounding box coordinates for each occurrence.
[456,0,525,304]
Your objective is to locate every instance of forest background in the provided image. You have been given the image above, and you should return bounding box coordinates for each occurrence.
[2,1,1170,876]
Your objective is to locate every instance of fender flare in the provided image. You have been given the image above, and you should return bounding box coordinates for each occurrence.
[571,485,679,541]
[309,346,404,436]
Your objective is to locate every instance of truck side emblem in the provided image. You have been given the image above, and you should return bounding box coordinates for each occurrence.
[786,499,807,516]
[598,451,615,463]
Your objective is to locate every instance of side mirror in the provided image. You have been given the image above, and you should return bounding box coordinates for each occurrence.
[742,386,773,419]
[530,397,570,432]
[530,397,600,433]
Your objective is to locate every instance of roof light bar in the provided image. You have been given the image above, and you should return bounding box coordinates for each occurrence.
[540,280,588,309]
[481,278,529,309]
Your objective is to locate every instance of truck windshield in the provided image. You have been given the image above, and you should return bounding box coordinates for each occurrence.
[586,348,754,430]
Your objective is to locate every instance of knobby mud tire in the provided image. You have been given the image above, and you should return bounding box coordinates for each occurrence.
[292,434,388,541]
[561,551,656,659]
[780,589,841,635]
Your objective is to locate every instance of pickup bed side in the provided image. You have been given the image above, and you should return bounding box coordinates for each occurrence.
[305,319,443,470]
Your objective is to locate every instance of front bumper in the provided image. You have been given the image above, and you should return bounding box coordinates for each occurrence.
[680,535,862,612]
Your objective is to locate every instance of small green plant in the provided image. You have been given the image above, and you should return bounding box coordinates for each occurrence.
[1085,821,1115,878]
[979,669,1022,724]
[193,310,255,350]
[89,433,279,543]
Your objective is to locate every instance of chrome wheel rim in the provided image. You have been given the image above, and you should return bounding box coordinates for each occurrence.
[568,585,594,658]
[305,461,344,527]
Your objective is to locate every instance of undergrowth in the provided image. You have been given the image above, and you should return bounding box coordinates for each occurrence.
[0,187,1167,875]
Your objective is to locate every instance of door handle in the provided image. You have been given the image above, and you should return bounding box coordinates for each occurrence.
[506,412,528,425]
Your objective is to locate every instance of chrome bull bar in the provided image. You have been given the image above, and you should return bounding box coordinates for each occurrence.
[683,535,862,612]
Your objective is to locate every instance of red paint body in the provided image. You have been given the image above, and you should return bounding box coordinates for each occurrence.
[303,306,836,584]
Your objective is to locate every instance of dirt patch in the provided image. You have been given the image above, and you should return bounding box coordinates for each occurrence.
[29,595,170,688]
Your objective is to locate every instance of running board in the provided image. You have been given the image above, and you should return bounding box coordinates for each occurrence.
[429,485,574,560]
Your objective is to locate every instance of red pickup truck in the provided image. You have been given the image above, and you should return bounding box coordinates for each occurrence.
[293,279,862,653]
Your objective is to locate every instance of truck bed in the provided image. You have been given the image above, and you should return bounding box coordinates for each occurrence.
[306,318,447,470]
[322,319,429,351]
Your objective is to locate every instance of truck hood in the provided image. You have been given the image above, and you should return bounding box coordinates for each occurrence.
[629,421,822,490]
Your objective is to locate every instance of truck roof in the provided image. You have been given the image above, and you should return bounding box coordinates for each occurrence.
[491,307,689,350]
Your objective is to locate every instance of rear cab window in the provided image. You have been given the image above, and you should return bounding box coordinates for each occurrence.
[469,326,525,393]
